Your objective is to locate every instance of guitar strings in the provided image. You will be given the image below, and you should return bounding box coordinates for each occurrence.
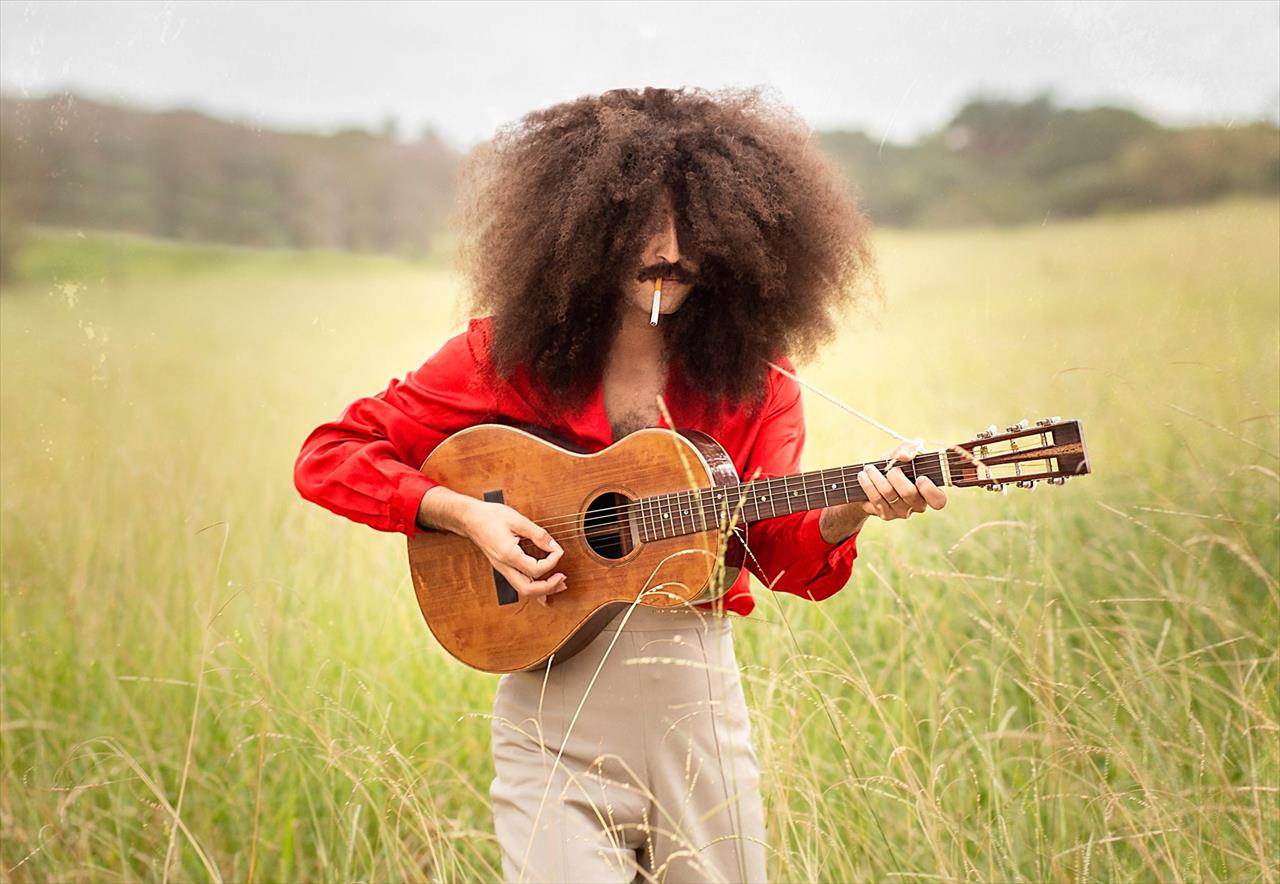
[518,473,963,541]
[522,459,913,532]
[480,360,1057,544]
[518,354,1052,533]
[525,464,926,535]
[516,445,1017,536]
[522,447,1026,535]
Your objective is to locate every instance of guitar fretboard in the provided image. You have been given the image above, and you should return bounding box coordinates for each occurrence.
[634,451,949,542]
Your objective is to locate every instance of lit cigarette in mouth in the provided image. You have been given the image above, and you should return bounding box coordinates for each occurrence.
[649,278,663,326]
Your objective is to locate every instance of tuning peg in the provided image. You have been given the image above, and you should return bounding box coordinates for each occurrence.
[1016,480,1037,490]
[976,425,997,440]
[1035,416,1061,427]
[985,483,1007,493]
[1047,477,1066,485]
[1006,419,1030,433]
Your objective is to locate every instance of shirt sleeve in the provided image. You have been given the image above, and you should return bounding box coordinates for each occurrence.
[292,319,497,539]
[739,360,859,601]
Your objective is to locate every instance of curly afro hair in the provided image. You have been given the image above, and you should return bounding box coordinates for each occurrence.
[456,86,877,409]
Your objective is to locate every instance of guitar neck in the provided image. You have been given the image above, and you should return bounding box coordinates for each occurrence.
[635,451,949,543]
[634,418,1089,543]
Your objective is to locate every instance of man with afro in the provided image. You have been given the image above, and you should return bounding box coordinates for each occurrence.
[295,86,946,883]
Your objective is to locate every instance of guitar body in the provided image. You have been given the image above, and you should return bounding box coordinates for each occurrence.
[407,424,743,673]
[402,416,1089,674]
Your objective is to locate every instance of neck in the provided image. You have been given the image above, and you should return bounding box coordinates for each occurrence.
[613,304,666,362]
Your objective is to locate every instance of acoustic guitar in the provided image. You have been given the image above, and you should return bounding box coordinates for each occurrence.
[406,419,1089,673]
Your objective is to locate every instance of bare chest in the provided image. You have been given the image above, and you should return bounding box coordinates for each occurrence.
[602,361,668,441]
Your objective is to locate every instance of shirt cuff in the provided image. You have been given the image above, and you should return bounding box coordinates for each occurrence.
[794,507,859,561]
[394,471,439,540]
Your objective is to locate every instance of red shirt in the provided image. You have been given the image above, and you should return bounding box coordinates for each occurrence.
[293,317,859,616]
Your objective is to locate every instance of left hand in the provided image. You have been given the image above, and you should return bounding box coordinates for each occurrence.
[856,440,947,522]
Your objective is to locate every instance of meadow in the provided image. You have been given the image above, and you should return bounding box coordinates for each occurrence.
[1,199,1276,882]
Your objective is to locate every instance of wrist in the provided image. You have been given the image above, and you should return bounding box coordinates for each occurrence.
[819,503,867,545]
[417,486,482,536]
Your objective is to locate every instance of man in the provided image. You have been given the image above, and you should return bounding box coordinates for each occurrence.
[294,87,945,883]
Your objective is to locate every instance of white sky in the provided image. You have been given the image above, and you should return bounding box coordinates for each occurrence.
[1,0,1277,149]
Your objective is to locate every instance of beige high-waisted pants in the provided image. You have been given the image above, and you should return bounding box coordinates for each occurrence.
[489,604,768,883]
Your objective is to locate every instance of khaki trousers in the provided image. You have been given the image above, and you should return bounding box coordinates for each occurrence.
[489,603,768,883]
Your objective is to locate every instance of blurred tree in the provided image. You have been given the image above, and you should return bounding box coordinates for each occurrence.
[0,90,1275,254]
[0,94,462,256]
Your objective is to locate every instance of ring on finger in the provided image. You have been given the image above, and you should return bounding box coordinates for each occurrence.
[885,494,902,504]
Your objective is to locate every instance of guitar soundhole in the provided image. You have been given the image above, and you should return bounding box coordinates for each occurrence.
[583,492,636,560]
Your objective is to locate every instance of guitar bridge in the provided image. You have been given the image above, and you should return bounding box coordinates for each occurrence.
[484,490,520,606]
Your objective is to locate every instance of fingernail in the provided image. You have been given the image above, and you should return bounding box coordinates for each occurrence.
[537,596,547,607]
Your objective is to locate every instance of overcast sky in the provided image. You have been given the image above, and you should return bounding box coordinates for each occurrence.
[1,0,1276,149]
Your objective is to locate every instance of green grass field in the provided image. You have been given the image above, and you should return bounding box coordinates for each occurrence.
[2,200,1277,882]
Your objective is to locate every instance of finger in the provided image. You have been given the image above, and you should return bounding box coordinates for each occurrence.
[865,464,911,518]
[888,467,926,513]
[857,468,893,520]
[915,475,947,510]
[499,564,566,599]
[531,572,570,606]
[511,542,564,579]
[516,516,563,555]
[524,573,567,596]
[885,438,923,462]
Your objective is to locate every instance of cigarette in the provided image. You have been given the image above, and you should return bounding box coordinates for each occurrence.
[649,278,663,326]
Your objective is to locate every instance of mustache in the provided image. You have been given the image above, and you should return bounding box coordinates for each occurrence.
[635,260,696,284]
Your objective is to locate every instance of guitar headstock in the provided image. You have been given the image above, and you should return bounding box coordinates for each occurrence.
[945,417,1090,492]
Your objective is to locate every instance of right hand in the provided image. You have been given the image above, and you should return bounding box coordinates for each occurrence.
[459,500,568,605]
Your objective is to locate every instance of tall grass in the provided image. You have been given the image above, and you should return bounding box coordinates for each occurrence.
[1,199,1276,881]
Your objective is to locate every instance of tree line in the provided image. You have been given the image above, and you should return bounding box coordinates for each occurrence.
[1,90,1277,280]
[820,94,1278,226]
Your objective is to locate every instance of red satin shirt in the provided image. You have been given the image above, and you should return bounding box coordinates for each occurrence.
[293,317,859,616]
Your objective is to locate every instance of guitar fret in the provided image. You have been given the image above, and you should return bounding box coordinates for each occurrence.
[634,449,959,544]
